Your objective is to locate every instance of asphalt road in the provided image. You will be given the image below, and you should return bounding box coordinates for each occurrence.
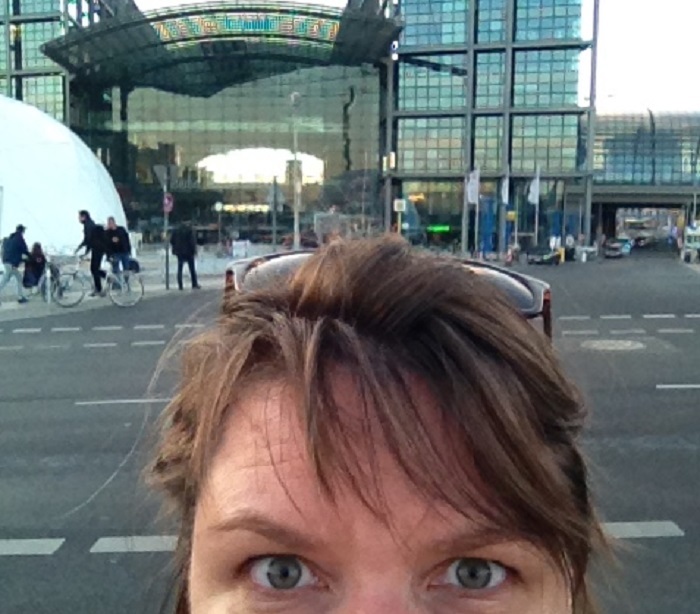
[1,250,698,613]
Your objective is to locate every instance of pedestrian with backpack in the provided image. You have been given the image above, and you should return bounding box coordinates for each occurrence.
[0,224,30,304]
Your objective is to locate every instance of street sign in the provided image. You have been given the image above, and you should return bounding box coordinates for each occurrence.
[163,192,174,213]
[393,198,407,213]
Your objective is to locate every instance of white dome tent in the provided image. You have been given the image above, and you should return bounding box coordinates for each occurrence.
[0,95,126,255]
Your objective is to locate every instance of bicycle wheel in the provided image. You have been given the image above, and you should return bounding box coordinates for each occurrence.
[52,272,88,308]
[108,272,144,307]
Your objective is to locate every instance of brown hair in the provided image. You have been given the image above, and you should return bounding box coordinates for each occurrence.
[149,236,606,613]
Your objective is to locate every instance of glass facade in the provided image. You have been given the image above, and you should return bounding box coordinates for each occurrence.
[475,52,505,108]
[400,0,469,47]
[391,0,593,246]
[515,0,582,41]
[78,65,382,236]
[513,49,580,107]
[398,117,464,173]
[0,0,66,118]
[592,113,700,185]
[398,54,467,112]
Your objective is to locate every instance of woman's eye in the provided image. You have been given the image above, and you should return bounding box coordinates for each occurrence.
[249,556,317,590]
[443,558,508,591]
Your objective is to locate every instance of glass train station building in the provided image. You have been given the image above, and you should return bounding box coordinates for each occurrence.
[2,0,699,247]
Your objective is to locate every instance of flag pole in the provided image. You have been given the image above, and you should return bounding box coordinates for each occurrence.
[474,168,481,259]
[461,171,469,256]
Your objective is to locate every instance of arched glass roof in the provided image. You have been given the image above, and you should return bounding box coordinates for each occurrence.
[590,112,700,186]
[43,0,401,97]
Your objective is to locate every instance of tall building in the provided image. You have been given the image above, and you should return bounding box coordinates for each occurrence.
[392,0,597,246]
[5,0,607,247]
[0,0,67,120]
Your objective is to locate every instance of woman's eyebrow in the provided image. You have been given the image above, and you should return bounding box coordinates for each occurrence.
[208,509,326,552]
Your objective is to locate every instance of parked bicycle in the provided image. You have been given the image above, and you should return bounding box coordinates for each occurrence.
[42,255,144,308]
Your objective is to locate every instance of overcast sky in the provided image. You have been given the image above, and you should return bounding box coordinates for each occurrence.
[135,0,697,113]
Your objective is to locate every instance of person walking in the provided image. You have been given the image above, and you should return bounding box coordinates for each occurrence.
[170,222,201,291]
[0,224,30,304]
[76,210,106,297]
[104,216,132,275]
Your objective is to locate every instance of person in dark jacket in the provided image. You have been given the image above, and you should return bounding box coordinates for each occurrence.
[23,242,47,291]
[0,224,30,303]
[170,223,201,291]
[76,210,106,296]
[104,216,132,275]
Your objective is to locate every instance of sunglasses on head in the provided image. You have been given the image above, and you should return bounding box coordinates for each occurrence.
[225,250,552,338]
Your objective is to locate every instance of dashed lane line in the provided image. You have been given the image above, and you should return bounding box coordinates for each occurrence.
[604,521,685,540]
[51,327,81,332]
[656,383,700,390]
[133,324,166,331]
[12,328,41,334]
[685,314,700,319]
[175,323,205,329]
[92,326,124,331]
[600,315,632,320]
[0,538,65,556]
[643,314,676,319]
[131,340,167,347]
[74,398,171,407]
[658,329,695,335]
[562,330,599,336]
[90,536,177,554]
[558,316,591,321]
[83,342,117,348]
[37,344,71,350]
[611,329,646,335]
[0,345,23,351]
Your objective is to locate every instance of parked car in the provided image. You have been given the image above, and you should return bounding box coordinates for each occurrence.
[526,246,561,266]
[603,237,633,258]
[224,251,553,339]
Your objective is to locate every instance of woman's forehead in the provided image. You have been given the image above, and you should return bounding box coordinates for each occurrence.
[204,376,466,524]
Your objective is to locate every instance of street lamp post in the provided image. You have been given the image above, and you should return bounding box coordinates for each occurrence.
[290,92,302,250]
[214,201,223,246]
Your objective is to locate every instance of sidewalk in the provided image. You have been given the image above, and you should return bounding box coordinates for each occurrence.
[0,275,223,323]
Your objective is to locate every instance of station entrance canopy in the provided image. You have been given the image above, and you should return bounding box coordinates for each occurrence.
[42,0,402,97]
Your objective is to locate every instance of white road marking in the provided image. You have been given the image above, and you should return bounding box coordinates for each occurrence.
[131,340,167,347]
[656,383,700,390]
[600,315,632,320]
[74,398,171,406]
[92,325,123,331]
[603,521,685,540]
[558,316,591,321]
[0,345,23,351]
[51,327,81,332]
[133,324,165,330]
[38,344,71,350]
[658,329,694,335]
[562,330,599,336]
[643,314,676,319]
[12,328,41,334]
[611,329,646,335]
[0,538,65,556]
[90,535,177,554]
[685,314,700,319]
[175,323,205,329]
[83,342,117,348]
